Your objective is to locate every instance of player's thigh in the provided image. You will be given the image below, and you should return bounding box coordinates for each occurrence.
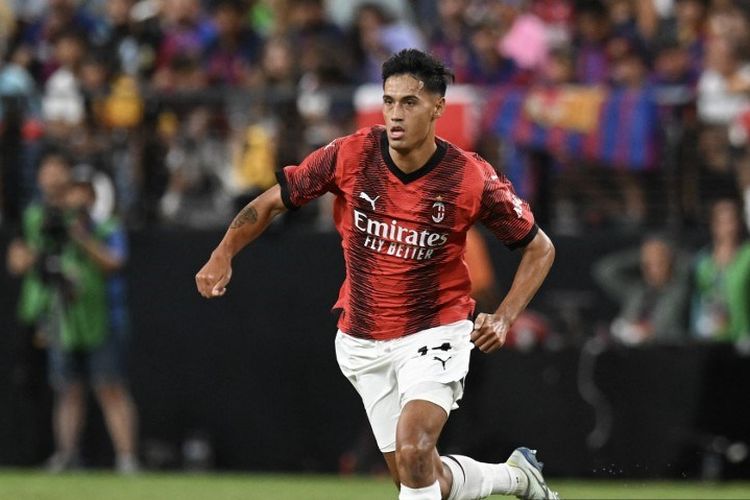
[396,320,473,415]
[335,331,401,453]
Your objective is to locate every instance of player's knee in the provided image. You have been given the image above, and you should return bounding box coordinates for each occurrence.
[396,440,435,479]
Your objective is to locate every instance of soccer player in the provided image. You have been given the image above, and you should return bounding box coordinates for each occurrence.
[196,49,557,500]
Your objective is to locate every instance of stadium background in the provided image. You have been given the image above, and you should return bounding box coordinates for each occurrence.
[2,0,750,496]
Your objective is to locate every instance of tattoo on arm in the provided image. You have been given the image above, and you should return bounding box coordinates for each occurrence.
[230,204,258,229]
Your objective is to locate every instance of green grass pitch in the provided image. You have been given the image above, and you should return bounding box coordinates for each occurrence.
[2,470,750,499]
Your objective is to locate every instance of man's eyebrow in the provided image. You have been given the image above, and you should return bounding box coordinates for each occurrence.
[382,93,421,100]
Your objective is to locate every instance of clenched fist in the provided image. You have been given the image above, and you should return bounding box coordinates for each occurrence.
[195,252,233,298]
[471,313,511,353]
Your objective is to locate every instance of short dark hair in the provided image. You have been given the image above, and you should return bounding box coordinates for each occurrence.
[39,150,72,169]
[381,49,454,96]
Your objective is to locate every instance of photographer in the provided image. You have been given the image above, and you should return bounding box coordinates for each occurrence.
[6,153,138,473]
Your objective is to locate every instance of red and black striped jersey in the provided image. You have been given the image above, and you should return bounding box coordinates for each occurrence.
[277,126,537,340]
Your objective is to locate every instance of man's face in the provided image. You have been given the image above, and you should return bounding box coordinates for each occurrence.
[640,239,673,288]
[382,74,444,153]
[37,158,71,204]
[711,200,740,242]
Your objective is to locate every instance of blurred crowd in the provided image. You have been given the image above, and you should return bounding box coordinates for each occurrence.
[1,0,750,231]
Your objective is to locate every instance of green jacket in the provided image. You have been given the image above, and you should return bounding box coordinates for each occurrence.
[692,243,750,342]
[17,203,112,351]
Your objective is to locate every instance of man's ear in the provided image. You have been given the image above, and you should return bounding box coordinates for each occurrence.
[433,96,446,120]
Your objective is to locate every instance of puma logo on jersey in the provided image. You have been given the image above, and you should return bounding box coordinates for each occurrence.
[511,194,523,218]
[359,192,380,211]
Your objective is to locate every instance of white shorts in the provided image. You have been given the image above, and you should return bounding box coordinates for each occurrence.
[335,320,473,453]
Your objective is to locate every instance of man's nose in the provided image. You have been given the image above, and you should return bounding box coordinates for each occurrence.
[390,103,404,120]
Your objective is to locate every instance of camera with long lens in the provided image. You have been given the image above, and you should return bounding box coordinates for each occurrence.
[37,206,75,299]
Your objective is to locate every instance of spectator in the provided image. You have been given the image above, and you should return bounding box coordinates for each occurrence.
[694,34,750,217]
[203,0,264,87]
[465,19,518,85]
[158,107,234,226]
[350,2,424,83]
[571,0,611,85]
[496,0,550,76]
[537,45,575,85]
[691,198,750,342]
[697,36,750,126]
[259,35,297,87]
[650,39,699,87]
[426,0,473,83]
[593,234,691,345]
[96,0,162,79]
[608,38,649,89]
[255,36,305,168]
[153,0,214,88]
[326,0,413,29]
[287,0,346,56]
[21,0,101,83]
[651,0,707,78]
[41,30,87,140]
[531,0,573,48]
[6,154,139,473]
[706,0,750,48]
[6,154,73,352]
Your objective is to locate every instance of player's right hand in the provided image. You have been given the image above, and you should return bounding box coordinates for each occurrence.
[195,251,233,298]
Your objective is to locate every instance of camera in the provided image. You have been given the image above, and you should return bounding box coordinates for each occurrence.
[37,206,74,297]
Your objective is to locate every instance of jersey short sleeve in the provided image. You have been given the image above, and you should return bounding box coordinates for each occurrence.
[276,140,339,210]
[477,163,537,249]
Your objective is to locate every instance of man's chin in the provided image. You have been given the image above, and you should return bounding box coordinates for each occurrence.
[387,138,410,152]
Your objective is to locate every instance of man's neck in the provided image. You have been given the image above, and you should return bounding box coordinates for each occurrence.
[389,136,438,174]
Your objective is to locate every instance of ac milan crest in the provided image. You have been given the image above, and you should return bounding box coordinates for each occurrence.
[431,200,445,223]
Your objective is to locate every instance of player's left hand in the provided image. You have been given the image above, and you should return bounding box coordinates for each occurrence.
[471,313,511,353]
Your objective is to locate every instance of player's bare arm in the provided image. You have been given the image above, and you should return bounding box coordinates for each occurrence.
[472,228,555,353]
[195,185,286,298]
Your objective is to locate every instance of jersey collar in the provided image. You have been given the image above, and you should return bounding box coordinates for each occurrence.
[379,129,447,184]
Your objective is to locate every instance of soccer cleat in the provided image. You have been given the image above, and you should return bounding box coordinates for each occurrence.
[506,447,560,500]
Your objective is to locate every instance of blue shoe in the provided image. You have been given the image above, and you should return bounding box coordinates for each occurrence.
[506,447,560,500]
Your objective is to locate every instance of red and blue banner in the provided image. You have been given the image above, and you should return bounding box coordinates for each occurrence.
[485,86,661,170]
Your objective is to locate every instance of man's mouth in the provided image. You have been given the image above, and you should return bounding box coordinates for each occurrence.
[389,126,405,140]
